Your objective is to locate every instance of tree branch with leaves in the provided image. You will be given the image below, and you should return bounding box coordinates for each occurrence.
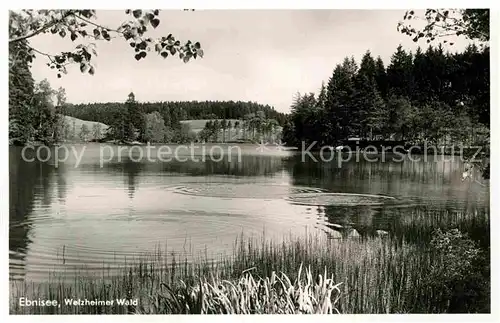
[397,9,489,45]
[9,9,205,78]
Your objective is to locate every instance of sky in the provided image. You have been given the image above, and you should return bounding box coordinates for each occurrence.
[29,10,473,113]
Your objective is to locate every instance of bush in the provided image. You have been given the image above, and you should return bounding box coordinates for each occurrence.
[418,228,490,313]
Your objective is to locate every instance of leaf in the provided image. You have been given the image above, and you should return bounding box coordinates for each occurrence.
[80,62,89,73]
[197,49,204,58]
[130,42,136,48]
[194,42,201,49]
[89,66,95,75]
[133,10,142,18]
[93,28,100,38]
[103,31,111,41]
[55,56,65,64]
[161,51,168,58]
[183,56,190,63]
[57,73,61,78]
[140,51,147,58]
[154,9,159,15]
[59,29,66,38]
[135,53,141,61]
[169,47,176,55]
[151,18,160,28]
[125,9,131,14]
[70,32,77,41]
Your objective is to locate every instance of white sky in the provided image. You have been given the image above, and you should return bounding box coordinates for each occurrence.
[28,10,473,113]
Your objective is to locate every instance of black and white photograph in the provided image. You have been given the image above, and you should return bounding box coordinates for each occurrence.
[6,4,494,317]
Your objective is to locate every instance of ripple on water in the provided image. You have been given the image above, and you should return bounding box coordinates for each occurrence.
[286,192,397,207]
[172,182,325,199]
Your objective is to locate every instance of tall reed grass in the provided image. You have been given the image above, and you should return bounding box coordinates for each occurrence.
[10,208,490,314]
[10,230,489,314]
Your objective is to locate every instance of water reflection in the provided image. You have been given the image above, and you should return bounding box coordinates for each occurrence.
[9,144,489,281]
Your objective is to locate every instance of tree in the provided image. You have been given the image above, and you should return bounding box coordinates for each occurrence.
[31,79,57,144]
[63,119,72,140]
[374,56,388,98]
[8,9,205,78]
[212,119,220,142]
[52,86,67,143]
[398,9,489,45]
[325,57,358,143]
[221,119,227,142]
[385,95,414,140]
[107,108,127,143]
[125,92,144,141]
[289,92,321,145]
[92,123,103,140]
[387,45,414,98]
[234,120,241,139]
[79,124,90,141]
[173,123,194,144]
[226,120,233,141]
[144,111,166,143]
[352,73,387,139]
[9,19,35,144]
[316,81,327,111]
[72,120,77,140]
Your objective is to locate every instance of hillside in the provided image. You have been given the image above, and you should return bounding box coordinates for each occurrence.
[180,119,240,134]
[180,119,283,143]
[63,115,108,141]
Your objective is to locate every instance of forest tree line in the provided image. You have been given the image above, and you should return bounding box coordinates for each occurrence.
[282,44,489,148]
[65,100,286,126]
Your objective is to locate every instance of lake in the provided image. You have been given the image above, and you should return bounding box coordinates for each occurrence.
[9,143,489,282]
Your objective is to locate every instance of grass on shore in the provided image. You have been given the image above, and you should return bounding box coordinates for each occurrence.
[10,224,490,314]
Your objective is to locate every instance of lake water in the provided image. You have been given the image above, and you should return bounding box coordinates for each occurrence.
[9,143,489,282]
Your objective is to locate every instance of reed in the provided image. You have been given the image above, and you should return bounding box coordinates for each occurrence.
[9,228,489,314]
[10,208,490,314]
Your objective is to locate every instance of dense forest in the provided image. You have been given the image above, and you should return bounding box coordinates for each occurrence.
[282,43,489,148]
[64,99,286,143]
[65,100,287,126]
